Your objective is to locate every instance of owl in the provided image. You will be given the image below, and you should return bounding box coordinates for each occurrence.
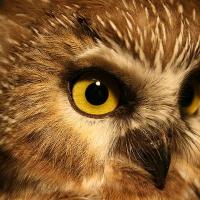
[0,0,200,199]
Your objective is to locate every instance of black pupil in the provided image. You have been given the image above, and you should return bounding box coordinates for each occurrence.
[180,83,195,108]
[85,81,109,105]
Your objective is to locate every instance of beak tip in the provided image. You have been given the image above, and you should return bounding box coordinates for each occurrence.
[152,149,171,189]
[154,173,167,189]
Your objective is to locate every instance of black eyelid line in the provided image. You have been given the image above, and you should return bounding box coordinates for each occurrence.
[65,65,121,82]
[65,65,128,93]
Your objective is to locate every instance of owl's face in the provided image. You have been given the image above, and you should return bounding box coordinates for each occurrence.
[0,0,200,199]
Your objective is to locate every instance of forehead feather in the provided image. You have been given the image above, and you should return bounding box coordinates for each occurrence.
[63,0,200,72]
[1,0,200,73]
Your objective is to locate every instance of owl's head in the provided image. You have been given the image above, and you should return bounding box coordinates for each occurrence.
[0,0,200,198]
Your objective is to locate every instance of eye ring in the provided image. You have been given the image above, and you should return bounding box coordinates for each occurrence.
[68,70,121,117]
[179,70,200,116]
[182,83,200,115]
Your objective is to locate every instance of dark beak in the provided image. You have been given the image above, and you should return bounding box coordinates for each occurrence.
[139,140,171,189]
[116,130,171,189]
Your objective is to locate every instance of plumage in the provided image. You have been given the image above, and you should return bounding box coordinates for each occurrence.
[0,0,200,199]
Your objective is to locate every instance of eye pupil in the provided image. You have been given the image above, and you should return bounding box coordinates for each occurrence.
[85,81,109,105]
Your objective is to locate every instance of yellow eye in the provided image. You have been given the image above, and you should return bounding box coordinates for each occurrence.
[71,72,120,116]
[180,79,200,115]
